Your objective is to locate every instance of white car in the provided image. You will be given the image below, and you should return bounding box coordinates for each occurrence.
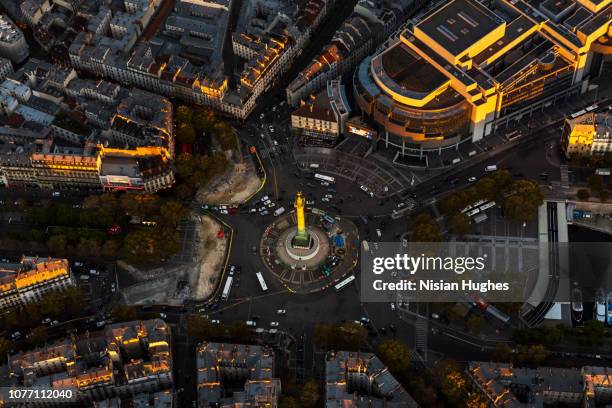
[376,229,382,238]
[260,210,269,216]
[11,331,21,339]
[270,321,279,327]
[246,320,257,327]
[249,208,257,213]
[159,313,167,319]
[277,309,286,315]
[397,202,406,208]
[211,319,221,325]
[390,303,396,311]
[320,181,330,186]
[263,199,272,205]
[267,202,276,208]
[220,209,229,214]
[42,318,51,324]
[269,328,278,334]
[468,176,477,183]
[324,194,333,198]
[321,197,330,202]
[261,195,269,201]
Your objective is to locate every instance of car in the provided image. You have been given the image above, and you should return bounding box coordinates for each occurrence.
[468,176,477,183]
[220,209,229,214]
[324,194,333,199]
[159,313,167,319]
[51,320,59,326]
[327,188,336,193]
[211,319,220,325]
[111,283,116,292]
[306,200,315,205]
[397,202,406,208]
[376,229,382,238]
[249,208,257,213]
[360,317,370,324]
[11,331,21,339]
[269,329,278,334]
[390,303,396,311]
[321,181,330,186]
[42,318,51,324]
[267,202,276,208]
[261,195,269,201]
[263,199,272,205]
[277,309,286,315]
[260,210,269,216]
[321,197,330,202]
[246,320,257,327]
[270,322,279,327]
[52,191,60,197]
[431,313,440,320]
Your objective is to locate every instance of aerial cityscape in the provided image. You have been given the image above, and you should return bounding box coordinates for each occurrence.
[0,0,610,406]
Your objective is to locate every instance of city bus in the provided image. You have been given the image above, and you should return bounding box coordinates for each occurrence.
[334,275,355,292]
[478,201,496,211]
[221,276,233,300]
[314,173,335,184]
[255,271,268,292]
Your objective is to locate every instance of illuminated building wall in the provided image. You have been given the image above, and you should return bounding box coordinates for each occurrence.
[8,319,173,403]
[0,256,75,312]
[562,110,612,157]
[353,0,612,153]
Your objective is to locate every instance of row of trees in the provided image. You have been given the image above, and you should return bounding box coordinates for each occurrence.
[175,105,237,151]
[0,287,88,359]
[4,193,189,266]
[441,170,543,236]
[175,152,230,195]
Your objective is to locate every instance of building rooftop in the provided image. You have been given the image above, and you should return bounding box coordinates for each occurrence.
[325,351,418,407]
[415,0,505,59]
[0,15,24,44]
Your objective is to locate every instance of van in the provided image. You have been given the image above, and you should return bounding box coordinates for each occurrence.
[485,165,497,172]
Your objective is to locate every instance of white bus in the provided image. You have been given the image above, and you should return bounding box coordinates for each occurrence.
[221,276,233,300]
[478,201,496,211]
[314,173,335,183]
[334,275,355,292]
[466,208,480,217]
[255,271,268,292]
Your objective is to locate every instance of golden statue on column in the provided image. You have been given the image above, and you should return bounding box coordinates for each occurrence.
[292,191,311,248]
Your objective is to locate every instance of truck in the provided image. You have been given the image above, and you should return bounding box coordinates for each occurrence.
[485,165,497,172]
[221,276,233,300]
[274,207,285,217]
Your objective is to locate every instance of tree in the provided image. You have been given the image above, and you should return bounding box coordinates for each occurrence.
[62,287,87,317]
[229,321,252,343]
[176,122,196,144]
[299,379,319,408]
[503,180,543,223]
[576,188,590,200]
[175,105,193,123]
[588,175,604,193]
[599,189,609,203]
[111,305,137,323]
[186,315,212,342]
[159,200,189,228]
[515,344,549,367]
[448,213,472,237]
[102,240,120,258]
[28,327,48,347]
[279,396,299,408]
[122,228,180,265]
[581,320,605,346]
[411,213,443,242]
[0,338,12,360]
[377,339,411,373]
[47,235,67,255]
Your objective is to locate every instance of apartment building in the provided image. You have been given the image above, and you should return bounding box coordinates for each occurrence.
[0,257,75,312]
[562,110,612,157]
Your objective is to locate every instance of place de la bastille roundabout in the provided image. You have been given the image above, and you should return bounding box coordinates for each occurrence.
[260,192,359,293]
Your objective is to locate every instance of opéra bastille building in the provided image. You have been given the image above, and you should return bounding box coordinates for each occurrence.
[354,0,612,153]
